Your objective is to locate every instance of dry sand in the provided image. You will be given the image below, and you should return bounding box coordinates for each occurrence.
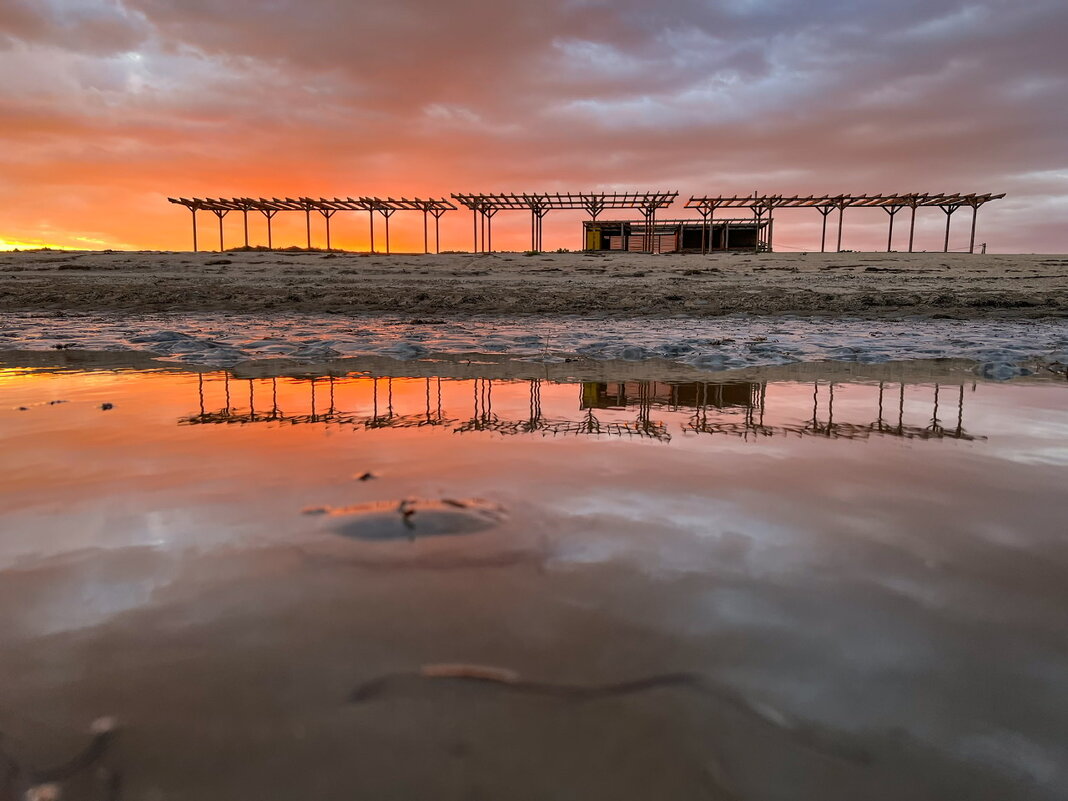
[1,250,1066,318]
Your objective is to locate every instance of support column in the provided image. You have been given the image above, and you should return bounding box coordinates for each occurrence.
[321,210,335,251]
[968,202,979,254]
[369,209,376,254]
[723,220,731,251]
[818,206,832,253]
[884,205,901,252]
[836,204,845,252]
[382,210,394,254]
[305,209,312,249]
[941,205,958,253]
[242,210,249,249]
[423,209,429,254]
[433,210,443,254]
[908,204,917,253]
[212,209,228,252]
[473,207,479,253]
[261,210,276,250]
[190,208,198,253]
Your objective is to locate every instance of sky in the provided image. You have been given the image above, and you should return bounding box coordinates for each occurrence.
[0,0,1065,254]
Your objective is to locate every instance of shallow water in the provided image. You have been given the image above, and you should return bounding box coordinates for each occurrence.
[1,366,1067,800]
[4,311,1068,377]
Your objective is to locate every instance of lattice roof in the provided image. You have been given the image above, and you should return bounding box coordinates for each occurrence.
[685,192,1005,210]
[451,192,678,213]
[167,196,457,213]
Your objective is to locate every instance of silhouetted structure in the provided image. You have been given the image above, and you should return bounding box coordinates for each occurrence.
[685,193,1005,254]
[167,196,456,253]
[168,191,1003,254]
[451,192,678,253]
[582,218,768,253]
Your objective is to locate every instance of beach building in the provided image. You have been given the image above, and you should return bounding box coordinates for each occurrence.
[582,218,767,254]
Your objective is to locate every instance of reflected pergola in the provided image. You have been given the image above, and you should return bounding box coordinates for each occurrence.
[182,374,982,443]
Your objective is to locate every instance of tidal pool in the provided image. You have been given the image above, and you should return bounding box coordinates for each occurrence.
[1,365,1066,800]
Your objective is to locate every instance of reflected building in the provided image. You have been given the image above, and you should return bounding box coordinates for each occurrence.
[182,373,982,443]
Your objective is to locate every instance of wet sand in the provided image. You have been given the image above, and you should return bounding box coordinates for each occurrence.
[2,250,1066,318]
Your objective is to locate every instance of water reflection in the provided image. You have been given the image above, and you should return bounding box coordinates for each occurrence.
[3,366,1065,801]
[183,373,982,443]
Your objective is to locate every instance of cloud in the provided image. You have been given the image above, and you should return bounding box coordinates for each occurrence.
[0,0,1065,251]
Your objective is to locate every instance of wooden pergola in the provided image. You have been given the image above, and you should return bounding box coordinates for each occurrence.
[685,193,1005,254]
[451,192,678,253]
[167,196,457,253]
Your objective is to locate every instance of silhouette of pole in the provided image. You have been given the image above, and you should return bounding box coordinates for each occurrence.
[908,204,917,252]
[369,209,375,253]
[941,205,957,252]
[305,209,312,249]
[818,206,832,253]
[322,210,333,251]
[836,205,844,252]
[190,208,198,252]
[261,210,276,250]
[884,206,901,252]
[423,208,429,254]
[968,203,979,254]
[473,208,479,253]
[211,209,227,252]
[242,210,249,248]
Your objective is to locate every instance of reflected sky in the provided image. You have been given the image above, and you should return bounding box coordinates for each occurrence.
[1,367,1067,800]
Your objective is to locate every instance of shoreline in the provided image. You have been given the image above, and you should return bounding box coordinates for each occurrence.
[2,250,1066,319]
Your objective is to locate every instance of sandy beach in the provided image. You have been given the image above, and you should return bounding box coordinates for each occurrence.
[2,250,1066,319]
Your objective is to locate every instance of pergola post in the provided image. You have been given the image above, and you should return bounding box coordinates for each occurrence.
[908,203,917,253]
[212,209,228,252]
[940,205,959,253]
[242,209,249,249]
[432,209,445,254]
[884,205,902,252]
[423,208,429,254]
[969,202,980,254]
[320,210,335,251]
[723,220,731,251]
[261,210,276,250]
[817,206,832,252]
[381,209,394,254]
[836,204,845,252]
[190,208,198,252]
[369,209,376,254]
[305,208,312,249]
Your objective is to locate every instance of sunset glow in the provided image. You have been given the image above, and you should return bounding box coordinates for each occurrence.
[1,1,1066,253]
